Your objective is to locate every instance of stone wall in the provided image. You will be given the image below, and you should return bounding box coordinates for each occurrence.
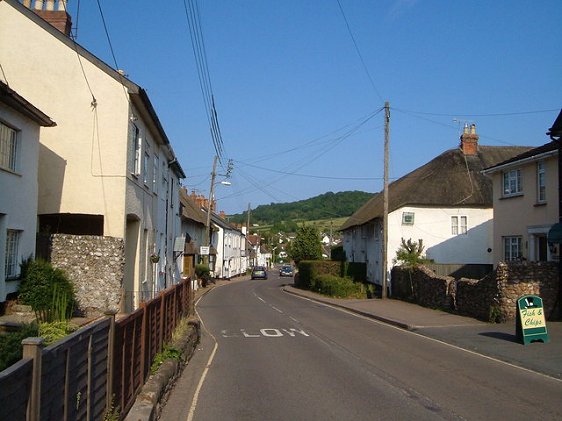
[393,262,560,322]
[50,234,125,317]
[391,265,455,309]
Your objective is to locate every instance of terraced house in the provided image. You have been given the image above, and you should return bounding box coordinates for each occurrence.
[0,0,185,312]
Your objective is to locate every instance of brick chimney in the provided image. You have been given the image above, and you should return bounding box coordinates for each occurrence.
[460,123,479,156]
[25,0,72,36]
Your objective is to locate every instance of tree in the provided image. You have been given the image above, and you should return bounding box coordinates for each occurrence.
[393,238,430,267]
[289,225,323,264]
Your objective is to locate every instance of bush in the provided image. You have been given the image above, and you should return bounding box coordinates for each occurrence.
[312,274,366,298]
[195,264,211,286]
[18,259,75,322]
[38,321,78,345]
[0,324,39,372]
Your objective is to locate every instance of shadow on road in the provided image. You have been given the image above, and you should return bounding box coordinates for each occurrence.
[478,331,518,343]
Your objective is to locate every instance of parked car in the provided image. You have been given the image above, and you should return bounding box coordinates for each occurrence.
[279,265,294,277]
[251,266,268,280]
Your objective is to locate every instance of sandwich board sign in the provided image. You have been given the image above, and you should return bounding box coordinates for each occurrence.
[516,295,549,345]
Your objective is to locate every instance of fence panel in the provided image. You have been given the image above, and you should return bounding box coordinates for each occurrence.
[113,309,144,417]
[0,358,33,420]
[38,318,111,421]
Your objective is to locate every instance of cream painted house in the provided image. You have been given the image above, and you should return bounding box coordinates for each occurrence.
[341,125,532,289]
[0,1,185,311]
[482,141,559,265]
[0,81,55,303]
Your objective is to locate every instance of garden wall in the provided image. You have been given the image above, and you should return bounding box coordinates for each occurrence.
[392,262,560,322]
[50,234,125,316]
[391,265,455,309]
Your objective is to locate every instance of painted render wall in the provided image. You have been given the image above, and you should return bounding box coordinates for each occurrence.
[0,2,129,237]
[0,103,42,301]
[490,155,558,266]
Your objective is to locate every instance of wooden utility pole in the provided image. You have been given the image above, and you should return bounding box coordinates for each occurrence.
[246,203,251,235]
[203,155,218,265]
[382,101,390,299]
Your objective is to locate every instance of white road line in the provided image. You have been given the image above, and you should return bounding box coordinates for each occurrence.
[187,292,220,421]
[270,305,283,314]
[286,292,562,383]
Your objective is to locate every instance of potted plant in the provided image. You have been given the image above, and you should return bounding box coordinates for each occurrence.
[150,253,160,263]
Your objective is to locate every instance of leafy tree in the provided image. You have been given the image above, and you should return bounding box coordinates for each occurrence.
[289,225,323,264]
[393,238,430,267]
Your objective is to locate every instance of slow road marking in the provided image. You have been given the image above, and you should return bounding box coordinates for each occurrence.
[221,328,310,338]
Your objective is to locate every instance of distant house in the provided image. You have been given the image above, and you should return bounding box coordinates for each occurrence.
[179,188,208,280]
[341,124,532,288]
[210,213,246,279]
[0,1,185,312]
[482,140,559,265]
[0,81,55,303]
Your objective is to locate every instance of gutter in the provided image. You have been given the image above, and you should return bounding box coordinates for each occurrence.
[482,149,558,175]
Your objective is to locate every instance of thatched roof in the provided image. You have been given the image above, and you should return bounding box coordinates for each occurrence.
[341,145,533,231]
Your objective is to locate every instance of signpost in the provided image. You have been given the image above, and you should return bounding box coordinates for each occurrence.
[516,295,549,345]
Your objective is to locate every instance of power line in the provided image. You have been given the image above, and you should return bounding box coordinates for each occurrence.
[336,0,384,104]
[392,106,559,118]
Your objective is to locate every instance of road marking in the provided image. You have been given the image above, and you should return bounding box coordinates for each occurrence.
[221,328,310,338]
[285,291,562,383]
[270,305,283,313]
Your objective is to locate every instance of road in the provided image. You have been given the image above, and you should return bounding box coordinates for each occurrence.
[160,271,562,421]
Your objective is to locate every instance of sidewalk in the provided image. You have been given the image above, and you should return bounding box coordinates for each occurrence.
[283,285,562,380]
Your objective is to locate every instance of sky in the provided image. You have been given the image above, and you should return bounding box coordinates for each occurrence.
[68,0,562,215]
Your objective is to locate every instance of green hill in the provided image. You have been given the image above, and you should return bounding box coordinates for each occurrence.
[228,191,373,229]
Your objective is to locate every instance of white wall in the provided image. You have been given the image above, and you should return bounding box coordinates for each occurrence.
[0,103,41,301]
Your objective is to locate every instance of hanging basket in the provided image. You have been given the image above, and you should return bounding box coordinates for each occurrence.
[150,254,160,263]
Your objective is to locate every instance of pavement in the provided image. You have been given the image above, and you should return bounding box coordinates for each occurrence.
[282,284,562,381]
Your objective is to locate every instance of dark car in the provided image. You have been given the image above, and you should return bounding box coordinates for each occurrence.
[279,265,294,277]
[251,266,268,280]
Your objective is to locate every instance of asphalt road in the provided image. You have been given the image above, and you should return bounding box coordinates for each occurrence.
[160,273,562,421]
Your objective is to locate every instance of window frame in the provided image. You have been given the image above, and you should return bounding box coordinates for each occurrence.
[402,212,415,226]
[0,121,18,173]
[503,169,522,197]
[143,139,150,186]
[537,161,546,203]
[503,236,522,262]
[5,229,21,280]
[129,122,141,176]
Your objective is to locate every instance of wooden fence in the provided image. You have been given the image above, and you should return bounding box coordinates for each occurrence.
[0,277,193,421]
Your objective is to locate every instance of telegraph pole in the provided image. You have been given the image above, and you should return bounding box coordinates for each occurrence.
[382,101,390,299]
[246,203,251,235]
[203,156,218,265]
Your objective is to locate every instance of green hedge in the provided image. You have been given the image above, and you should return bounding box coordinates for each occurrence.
[296,260,373,298]
[0,324,39,372]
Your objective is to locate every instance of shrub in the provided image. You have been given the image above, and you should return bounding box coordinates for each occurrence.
[151,345,182,374]
[195,264,211,287]
[0,324,39,372]
[18,259,75,322]
[38,321,78,345]
[313,274,365,298]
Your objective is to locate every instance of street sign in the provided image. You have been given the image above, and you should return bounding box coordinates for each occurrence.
[516,295,549,345]
[200,246,210,256]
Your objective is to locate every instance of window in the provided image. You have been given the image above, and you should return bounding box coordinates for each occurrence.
[402,212,415,225]
[129,123,141,176]
[0,122,18,172]
[503,236,522,261]
[451,216,468,235]
[153,155,159,192]
[143,140,150,185]
[503,169,522,196]
[537,161,545,203]
[5,230,21,279]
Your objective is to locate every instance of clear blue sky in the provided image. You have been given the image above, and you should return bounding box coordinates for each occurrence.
[70,0,562,215]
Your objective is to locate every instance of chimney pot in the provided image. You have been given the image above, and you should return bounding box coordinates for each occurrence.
[460,123,479,156]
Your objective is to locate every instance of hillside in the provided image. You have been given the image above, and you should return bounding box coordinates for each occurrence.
[228,191,373,228]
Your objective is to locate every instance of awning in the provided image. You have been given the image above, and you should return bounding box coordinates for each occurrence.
[547,223,562,243]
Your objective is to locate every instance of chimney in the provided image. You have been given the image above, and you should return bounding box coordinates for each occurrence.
[26,1,72,36]
[460,123,479,156]
[219,211,226,220]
